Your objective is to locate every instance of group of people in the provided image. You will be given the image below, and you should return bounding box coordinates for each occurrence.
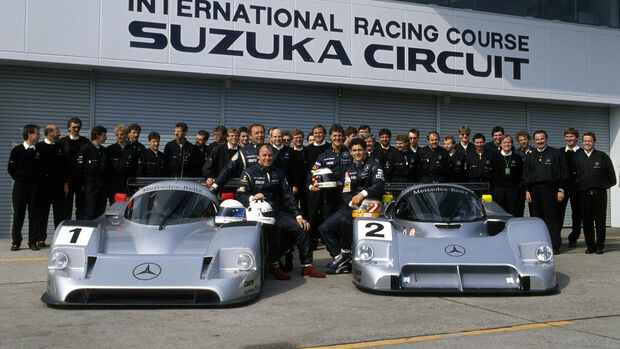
[8,119,617,278]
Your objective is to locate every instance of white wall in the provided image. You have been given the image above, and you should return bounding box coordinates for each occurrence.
[610,107,620,227]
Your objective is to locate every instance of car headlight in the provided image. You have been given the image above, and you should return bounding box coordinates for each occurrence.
[357,244,374,261]
[236,253,254,271]
[536,245,553,262]
[49,251,69,270]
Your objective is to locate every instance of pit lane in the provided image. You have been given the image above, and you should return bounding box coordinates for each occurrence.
[1,229,619,348]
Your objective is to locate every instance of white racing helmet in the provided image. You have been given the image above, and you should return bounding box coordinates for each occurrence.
[311,168,337,189]
[215,199,246,224]
[246,200,276,225]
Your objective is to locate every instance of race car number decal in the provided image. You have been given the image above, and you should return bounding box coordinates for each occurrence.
[357,221,392,241]
[55,226,94,246]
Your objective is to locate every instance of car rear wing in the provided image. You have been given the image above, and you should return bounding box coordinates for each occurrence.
[383,182,490,198]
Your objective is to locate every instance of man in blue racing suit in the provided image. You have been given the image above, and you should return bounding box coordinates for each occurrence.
[236,144,325,280]
[319,138,385,274]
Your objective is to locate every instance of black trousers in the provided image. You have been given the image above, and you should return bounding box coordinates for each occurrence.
[64,182,85,220]
[530,184,562,250]
[492,186,520,217]
[11,181,40,245]
[515,188,526,217]
[275,211,313,265]
[38,177,66,241]
[84,184,107,220]
[579,189,607,251]
[559,186,582,243]
[319,206,353,257]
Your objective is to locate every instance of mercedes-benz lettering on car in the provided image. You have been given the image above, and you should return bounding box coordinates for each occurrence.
[352,184,556,293]
[42,180,263,306]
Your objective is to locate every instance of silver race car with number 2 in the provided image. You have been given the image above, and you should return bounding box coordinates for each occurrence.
[352,184,556,294]
[42,180,263,306]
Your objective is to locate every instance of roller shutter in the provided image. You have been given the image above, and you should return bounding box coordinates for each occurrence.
[530,103,611,226]
[94,72,221,145]
[0,65,91,238]
[440,97,527,140]
[224,81,335,135]
[339,89,437,140]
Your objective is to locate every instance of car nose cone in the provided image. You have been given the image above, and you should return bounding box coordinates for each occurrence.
[444,244,466,257]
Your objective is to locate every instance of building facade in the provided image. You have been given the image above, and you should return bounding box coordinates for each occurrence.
[1,0,619,235]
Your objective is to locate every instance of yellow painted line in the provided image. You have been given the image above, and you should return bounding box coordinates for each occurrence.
[303,321,573,349]
[0,257,47,262]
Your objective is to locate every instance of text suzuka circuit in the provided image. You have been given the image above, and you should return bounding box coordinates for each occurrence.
[126,0,530,80]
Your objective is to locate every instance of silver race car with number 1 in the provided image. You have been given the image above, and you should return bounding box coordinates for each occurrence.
[352,184,556,294]
[42,180,262,306]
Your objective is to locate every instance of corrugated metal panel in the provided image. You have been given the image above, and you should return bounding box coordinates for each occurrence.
[224,81,335,136]
[0,65,91,238]
[339,89,437,140]
[95,73,221,145]
[530,103,611,226]
[440,97,527,140]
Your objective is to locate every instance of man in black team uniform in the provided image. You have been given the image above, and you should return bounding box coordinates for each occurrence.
[559,128,583,248]
[303,125,331,248]
[319,138,385,274]
[107,124,136,203]
[363,133,386,168]
[207,123,266,191]
[455,125,474,156]
[59,117,90,220]
[8,124,41,251]
[490,135,523,216]
[378,128,396,157]
[514,130,533,217]
[126,123,146,178]
[138,132,166,177]
[206,125,227,157]
[443,135,467,182]
[164,122,201,178]
[485,126,504,156]
[408,128,421,154]
[384,133,418,182]
[418,131,449,183]
[523,130,568,254]
[77,126,109,220]
[194,129,210,171]
[236,144,325,279]
[36,124,68,247]
[573,132,616,254]
[466,133,493,183]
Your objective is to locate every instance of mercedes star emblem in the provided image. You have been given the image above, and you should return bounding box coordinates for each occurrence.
[444,244,466,257]
[132,263,162,280]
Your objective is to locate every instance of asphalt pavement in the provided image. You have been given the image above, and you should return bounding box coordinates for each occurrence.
[1,228,619,349]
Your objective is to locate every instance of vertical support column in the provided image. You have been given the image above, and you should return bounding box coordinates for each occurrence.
[526,102,531,132]
[334,87,341,124]
[89,70,96,127]
[436,96,441,133]
[219,80,227,126]
[610,107,620,227]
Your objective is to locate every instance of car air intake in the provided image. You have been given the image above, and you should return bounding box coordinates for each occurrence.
[65,289,220,305]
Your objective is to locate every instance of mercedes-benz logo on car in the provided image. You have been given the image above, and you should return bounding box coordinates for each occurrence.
[445,244,466,257]
[132,263,162,280]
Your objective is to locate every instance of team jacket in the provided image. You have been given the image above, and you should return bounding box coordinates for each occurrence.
[466,150,493,182]
[8,144,41,184]
[127,141,146,177]
[384,148,418,182]
[37,141,68,185]
[455,142,474,156]
[164,140,201,178]
[215,143,285,188]
[417,145,449,183]
[307,146,353,189]
[77,143,108,189]
[489,151,523,188]
[236,164,301,217]
[522,146,568,190]
[138,149,166,177]
[573,149,617,191]
[203,143,240,180]
[342,157,385,204]
[446,151,467,182]
[59,136,90,186]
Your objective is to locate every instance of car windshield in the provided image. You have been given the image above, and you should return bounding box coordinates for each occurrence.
[394,186,483,223]
[124,190,217,226]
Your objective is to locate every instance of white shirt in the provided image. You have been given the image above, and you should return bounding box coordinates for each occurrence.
[565,145,580,152]
[537,145,548,153]
[585,149,594,158]
[501,150,512,156]
[313,140,326,146]
[227,143,238,150]
[44,138,54,145]
[22,141,35,150]
[69,134,80,140]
